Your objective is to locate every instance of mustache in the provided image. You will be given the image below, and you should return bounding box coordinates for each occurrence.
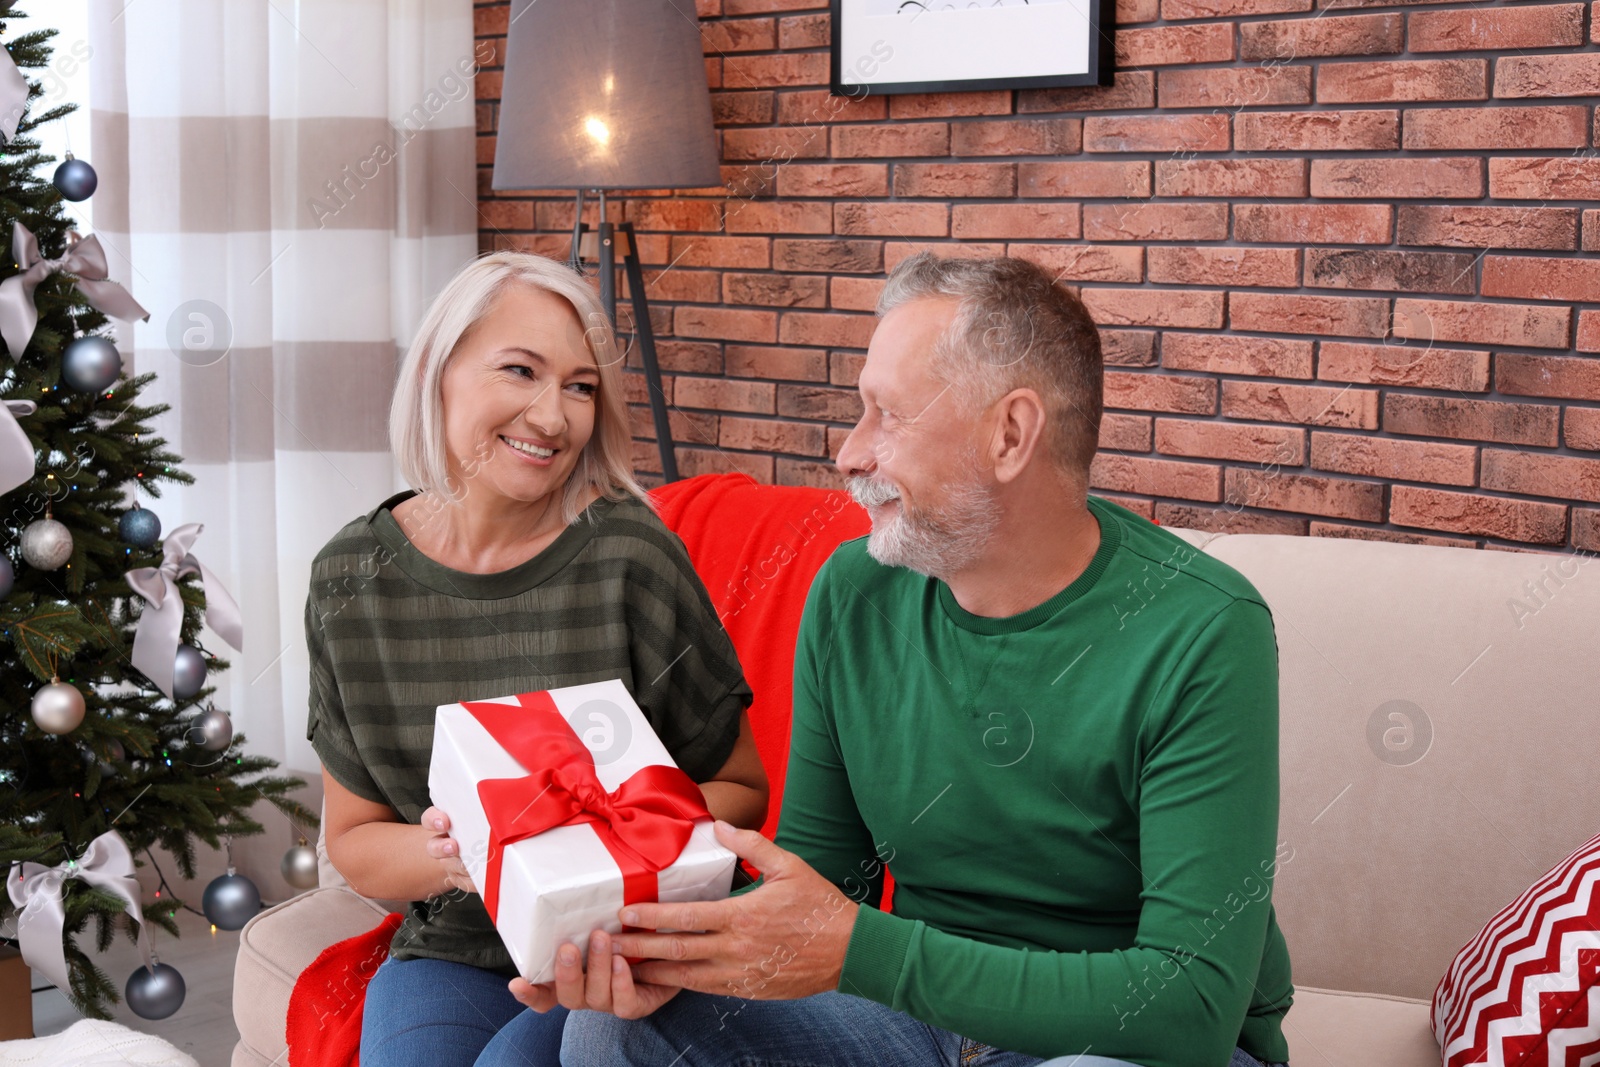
[847,477,899,508]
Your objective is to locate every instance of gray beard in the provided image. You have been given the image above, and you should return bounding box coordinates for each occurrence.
[847,461,999,579]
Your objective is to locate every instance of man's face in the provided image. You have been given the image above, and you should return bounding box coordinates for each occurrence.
[836,296,1000,578]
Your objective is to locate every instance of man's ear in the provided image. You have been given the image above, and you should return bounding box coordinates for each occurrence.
[990,387,1048,485]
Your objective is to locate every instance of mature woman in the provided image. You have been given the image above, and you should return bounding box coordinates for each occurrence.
[304,252,769,1067]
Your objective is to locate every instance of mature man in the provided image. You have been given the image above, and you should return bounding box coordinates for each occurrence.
[524,252,1294,1067]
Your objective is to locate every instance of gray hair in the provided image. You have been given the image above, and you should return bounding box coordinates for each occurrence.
[876,252,1103,480]
[390,251,650,524]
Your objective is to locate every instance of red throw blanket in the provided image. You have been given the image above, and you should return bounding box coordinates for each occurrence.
[285,911,402,1067]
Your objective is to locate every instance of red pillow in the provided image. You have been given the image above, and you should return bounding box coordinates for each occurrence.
[1432,829,1600,1066]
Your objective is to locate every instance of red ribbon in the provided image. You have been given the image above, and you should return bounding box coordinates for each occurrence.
[458,691,711,926]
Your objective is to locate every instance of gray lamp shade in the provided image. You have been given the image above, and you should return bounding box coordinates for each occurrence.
[492,0,722,192]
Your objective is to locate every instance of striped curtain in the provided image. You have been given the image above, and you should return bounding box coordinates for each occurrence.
[88,0,480,771]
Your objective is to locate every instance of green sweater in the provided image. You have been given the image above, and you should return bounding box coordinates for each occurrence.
[778,494,1293,1067]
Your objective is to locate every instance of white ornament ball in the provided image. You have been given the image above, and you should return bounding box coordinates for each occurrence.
[281,841,319,891]
[20,518,73,570]
[192,704,232,751]
[32,679,86,734]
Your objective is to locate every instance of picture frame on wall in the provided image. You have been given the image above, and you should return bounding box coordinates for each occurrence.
[829,0,1116,97]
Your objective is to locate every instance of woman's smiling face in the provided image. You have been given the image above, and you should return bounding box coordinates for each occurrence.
[437,282,603,507]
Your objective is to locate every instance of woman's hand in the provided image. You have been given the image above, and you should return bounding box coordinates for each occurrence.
[508,928,681,1019]
[419,806,477,896]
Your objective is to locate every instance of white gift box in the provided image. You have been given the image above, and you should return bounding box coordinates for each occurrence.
[427,679,736,983]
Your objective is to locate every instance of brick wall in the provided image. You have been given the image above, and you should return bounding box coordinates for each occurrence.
[473,0,1600,553]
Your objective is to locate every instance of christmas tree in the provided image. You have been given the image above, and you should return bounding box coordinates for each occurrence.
[0,8,314,1019]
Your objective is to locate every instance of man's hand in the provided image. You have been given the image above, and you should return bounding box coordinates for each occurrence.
[507,928,682,1018]
[419,806,477,897]
[611,819,859,1000]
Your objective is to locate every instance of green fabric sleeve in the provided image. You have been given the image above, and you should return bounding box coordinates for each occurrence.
[303,590,387,804]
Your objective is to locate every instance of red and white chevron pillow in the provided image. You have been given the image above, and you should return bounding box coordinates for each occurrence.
[1431,829,1600,1067]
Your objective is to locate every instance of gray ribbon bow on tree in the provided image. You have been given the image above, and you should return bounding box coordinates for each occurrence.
[0,222,150,357]
[125,523,244,700]
[7,831,153,995]
[0,397,37,495]
[0,34,28,144]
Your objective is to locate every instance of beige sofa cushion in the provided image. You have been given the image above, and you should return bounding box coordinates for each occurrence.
[231,886,390,1067]
[1286,987,1438,1066]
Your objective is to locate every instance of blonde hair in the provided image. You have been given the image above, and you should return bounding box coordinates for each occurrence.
[390,251,651,525]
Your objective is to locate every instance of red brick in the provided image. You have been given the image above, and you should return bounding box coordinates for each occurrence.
[1496,353,1600,402]
[1156,420,1306,464]
[474,5,508,35]
[1017,73,1156,113]
[673,376,776,414]
[1391,486,1566,543]
[883,242,1005,271]
[1230,293,1390,338]
[775,164,888,198]
[1104,370,1218,414]
[1118,0,1160,22]
[1234,203,1393,244]
[1494,54,1600,98]
[773,238,881,274]
[676,447,774,483]
[724,0,817,12]
[700,17,777,53]
[829,352,864,387]
[1156,159,1309,198]
[830,123,950,158]
[1317,59,1488,102]
[1148,247,1302,288]
[1482,255,1600,304]
[1309,522,1477,548]
[777,13,828,49]
[718,416,826,456]
[1410,4,1585,51]
[723,272,826,308]
[1482,448,1600,503]
[1104,494,1158,520]
[723,126,828,161]
[1585,211,1600,253]
[727,53,828,88]
[1490,157,1600,200]
[1318,341,1489,392]
[1384,394,1560,446]
[1163,0,1309,17]
[1310,432,1476,485]
[644,339,723,374]
[1083,203,1228,242]
[1580,311,1600,353]
[628,200,724,232]
[1222,380,1380,428]
[950,118,1084,156]
[1157,67,1313,109]
[1019,161,1152,199]
[674,306,777,344]
[1163,334,1315,378]
[829,277,884,312]
[1100,413,1154,452]
[1235,110,1398,151]
[776,384,864,421]
[1304,247,1476,294]
[1156,504,1310,536]
[1099,330,1156,367]
[720,164,779,199]
[833,202,948,238]
[1080,289,1226,329]
[1397,206,1578,250]
[893,163,1016,199]
[1083,114,1230,153]
[889,92,1012,120]
[478,199,532,230]
[1575,508,1600,551]
[778,311,875,349]
[953,203,1082,240]
[775,458,846,490]
[1402,106,1590,150]
[713,91,777,126]
[1090,454,1223,502]
[1008,244,1146,283]
[1241,13,1402,59]
[725,344,828,382]
[1393,298,1571,350]
[1115,24,1235,67]
[1225,469,1384,520]
[724,201,832,235]
[623,368,673,410]
[776,89,887,125]
[1311,157,1482,198]
[1565,408,1600,451]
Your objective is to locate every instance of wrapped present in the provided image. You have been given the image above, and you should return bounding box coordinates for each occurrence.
[427,679,736,983]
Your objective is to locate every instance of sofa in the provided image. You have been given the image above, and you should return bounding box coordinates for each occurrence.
[231,472,1600,1067]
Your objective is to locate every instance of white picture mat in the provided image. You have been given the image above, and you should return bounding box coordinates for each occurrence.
[837,2,1098,86]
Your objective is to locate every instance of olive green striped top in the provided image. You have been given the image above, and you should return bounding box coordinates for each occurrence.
[305,488,751,973]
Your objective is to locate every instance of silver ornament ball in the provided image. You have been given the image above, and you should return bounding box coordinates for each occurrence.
[201,870,260,930]
[125,961,185,1020]
[118,506,162,548]
[61,335,122,393]
[192,704,232,751]
[52,154,98,202]
[20,518,73,570]
[32,679,85,735]
[173,644,208,700]
[281,841,319,891]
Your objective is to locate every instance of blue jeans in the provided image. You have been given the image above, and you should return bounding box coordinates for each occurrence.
[559,989,1287,1067]
[361,954,569,1067]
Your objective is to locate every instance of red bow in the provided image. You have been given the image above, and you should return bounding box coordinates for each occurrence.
[459,691,711,924]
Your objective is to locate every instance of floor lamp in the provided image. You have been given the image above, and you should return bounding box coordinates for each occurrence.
[492,0,722,483]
